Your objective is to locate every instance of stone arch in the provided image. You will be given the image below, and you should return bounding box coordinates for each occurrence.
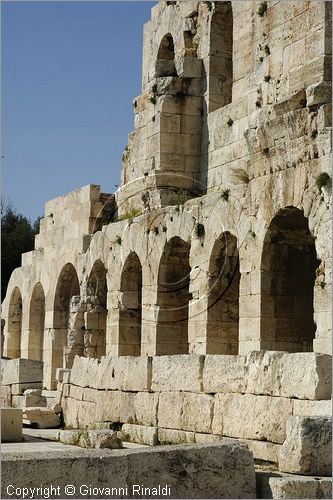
[6,287,23,358]
[260,207,319,352]
[85,259,107,359]
[209,1,233,112]
[156,236,191,355]
[155,33,177,77]
[206,232,240,354]
[28,282,45,361]
[119,252,142,356]
[53,263,80,372]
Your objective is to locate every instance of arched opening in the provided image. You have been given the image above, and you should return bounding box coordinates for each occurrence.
[119,252,142,356]
[6,287,22,358]
[207,233,240,354]
[29,283,45,361]
[260,207,319,351]
[53,263,80,371]
[155,33,177,77]
[209,1,233,112]
[156,237,191,355]
[86,260,107,359]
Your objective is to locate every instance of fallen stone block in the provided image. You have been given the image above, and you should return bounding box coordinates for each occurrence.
[23,407,61,429]
[1,358,43,386]
[151,354,203,392]
[158,428,195,445]
[11,382,43,395]
[120,423,158,446]
[256,470,332,499]
[279,416,332,475]
[203,354,245,393]
[88,430,122,449]
[212,393,293,444]
[1,442,256,499]
[1,408,22,442]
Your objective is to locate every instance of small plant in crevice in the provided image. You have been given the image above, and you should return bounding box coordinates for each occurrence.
[116,235,122,245]
[162,225,167,233]
[249,230,256,238]
[153,226,159,235]
[311,129,318,139]
[264,75,271,82]
[315,172,332,192]
[116,207,142,222]
[221,189,230,201]
[232,167,250,184]
[175,206,180,213]
[257,1,267,17]
[146,228,150,234]
[152,116,155,122]
[263,148,270,156]
[227,117,234,127]
[320,281,326,289]
[259,56,264,63]
[151,83,158,94]
[255,100,262,108]
[149,95,157,105]
[264,44,270,56]
[194,223,205,239]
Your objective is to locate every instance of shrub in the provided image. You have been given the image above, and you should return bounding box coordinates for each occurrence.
[315,172,332,192]
[221,189,230,201]
[232,168,250,184]
[257,1,267,17]
[194,223,205,238]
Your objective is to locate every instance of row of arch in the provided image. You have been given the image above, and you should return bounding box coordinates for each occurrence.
[6,207,319,377]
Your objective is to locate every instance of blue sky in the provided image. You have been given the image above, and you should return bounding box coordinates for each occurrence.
[1,1,154,221]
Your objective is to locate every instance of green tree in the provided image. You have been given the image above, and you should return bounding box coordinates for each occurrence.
[1,205,40,301]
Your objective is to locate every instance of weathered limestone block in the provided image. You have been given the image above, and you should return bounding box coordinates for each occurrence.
[279,416,332,475]
[151,354,203,392]
[69,356,99,388]
[212,393,293,444]
[85,430,122,449]
[195,433,224,444]
[62,397,79,429]
[120,423,158,446]
[244,352,332,400]
[158,392,214,433]
[1,443,257,499]
[95,391,136,424]
[293,399,332,417]
[11,382,43,395]
[98,356,152,391]
[229,438,280,465]
[158,428,195,445]
[1,358,43,386]
[11,393,46,408]
[1,408,22,442]
[257,471,332,499]
[133,392,158,426]
[23,407,61,429]
[56,368,71,384]
[306,81,332,107]
[1,386,11,407]
[203,355,245,393]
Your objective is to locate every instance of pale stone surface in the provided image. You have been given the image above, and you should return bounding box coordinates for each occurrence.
[133,391,158,426]
[11,382,43,395]
[158,391,214,433]
[158,428,195,445]
[151,354,204,392]
[1,443,257,499]
[23,407,61,429]
[120,423,158,446]
[1,408,22,442]
[1,359,43,386]
[244,352,332,400]
[257,471,332,499]
[203,355,245,393]
[212,393,293,444]
[89,430,122,449]
[279,416,332,475]
[1,386,11,407]
[293,399,332,417]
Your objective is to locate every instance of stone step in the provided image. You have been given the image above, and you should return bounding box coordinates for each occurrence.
[256,470,332,499]
[23,407,61,429]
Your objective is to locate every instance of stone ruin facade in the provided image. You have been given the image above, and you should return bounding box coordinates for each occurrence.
[1,1,332,496]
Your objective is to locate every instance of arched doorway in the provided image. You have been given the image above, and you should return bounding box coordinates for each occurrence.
[86,260,107,359]
[6,287,23,358]
[29,283,45,361]
[119,252,142,356]
[207,232,240,354]
[155,33,177,77]
[156,236,190,355]
[260,207,319,351]
[53,263,80,371]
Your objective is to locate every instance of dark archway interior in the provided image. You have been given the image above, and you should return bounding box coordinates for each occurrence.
[155,33,177,77]
[156,236,191,355]
[86,260,108,359]
[119,253,142,356]
[261,207,319,352]
[207,233,240,354]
